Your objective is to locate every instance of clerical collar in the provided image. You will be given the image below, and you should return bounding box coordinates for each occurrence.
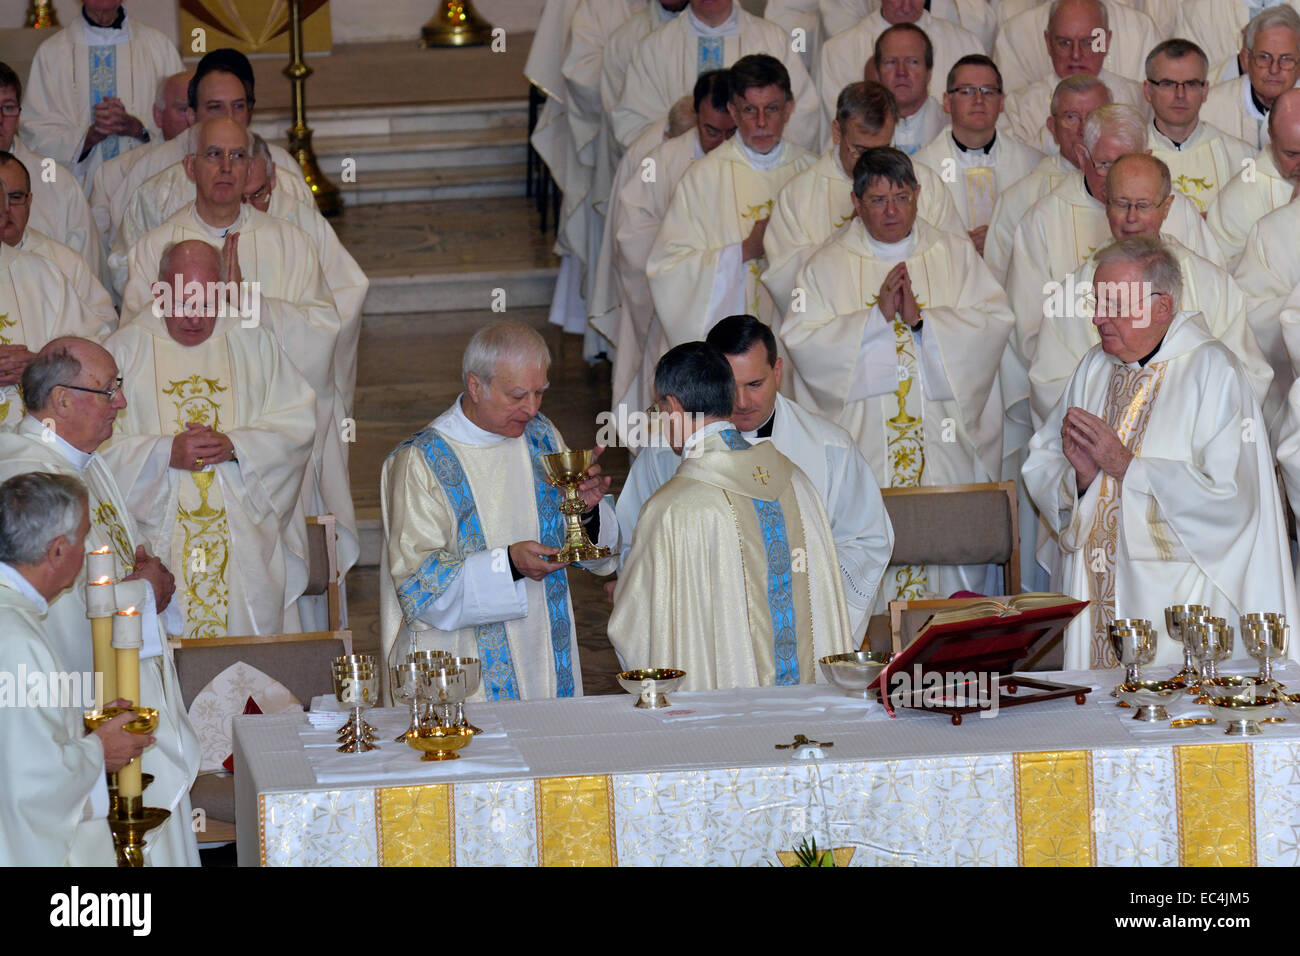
[24,415,93,472]
[1153,120,1198,150]
[656,0,680,23]
[682,419,736,457]
[743,407,776,441]
[435,393,513,446]
[0,561,47,615]
[1248,82,1270,120]
[952,131,995,155]
[83,5,126,30]
[864,226,917,263]
[1136,336,1166,368]
[736,137,784,170]
[687,4,739,36]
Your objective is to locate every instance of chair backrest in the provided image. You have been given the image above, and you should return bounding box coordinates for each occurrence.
[304,514,342,631]
[174,631,350,710]
[881,481,1020,595]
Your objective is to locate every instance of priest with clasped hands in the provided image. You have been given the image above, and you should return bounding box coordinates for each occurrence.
[381,320,619,701]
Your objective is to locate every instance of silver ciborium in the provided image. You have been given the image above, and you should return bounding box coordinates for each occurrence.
[1208,694,1281,736]
[1115,678,1182,721]
[540,449,612,563]
[617,668,686,709]
[818,651,891,699]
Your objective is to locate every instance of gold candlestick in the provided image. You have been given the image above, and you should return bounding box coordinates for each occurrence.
[284,0,341,217]
[422,1,496,47]
[24,0,58,28]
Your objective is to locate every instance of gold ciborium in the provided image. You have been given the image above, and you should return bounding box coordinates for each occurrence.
[541,450,612,563]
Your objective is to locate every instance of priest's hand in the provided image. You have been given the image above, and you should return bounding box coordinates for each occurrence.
[509,541,570,580]
[741,217,769,262]
[0,343,35,386]
[1062,418,1098,491]
[92,700,155,774]
[92,97,140,137]
[897,270,922,328]
[877,263,906,321]
[123,545,176,612]
[577,445,612,513]
[170,423,237,471]
[1064,407,1132,486]
[968,225,988,257]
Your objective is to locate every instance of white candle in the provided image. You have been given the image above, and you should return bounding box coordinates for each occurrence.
[86,547,115,583]
[113,605,145,802]
[85,576,116,618]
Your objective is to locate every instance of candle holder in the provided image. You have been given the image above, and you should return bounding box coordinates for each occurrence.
[84,708,168,866]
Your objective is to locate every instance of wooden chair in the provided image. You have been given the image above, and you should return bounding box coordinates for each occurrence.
[861,482,1021,656]
[304,514,343,632]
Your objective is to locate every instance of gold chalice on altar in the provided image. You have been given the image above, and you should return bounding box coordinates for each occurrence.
[540,450,612,563]
[407,725,473,761]
[84,705,159,736]
[617,668,686,709]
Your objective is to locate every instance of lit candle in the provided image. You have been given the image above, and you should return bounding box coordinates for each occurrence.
[85,576,116,710]
[86,546,115,583]
[112,603,144,801]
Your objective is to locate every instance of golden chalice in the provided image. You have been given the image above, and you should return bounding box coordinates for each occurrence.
[83,705,159,736]
[541,450,613,563]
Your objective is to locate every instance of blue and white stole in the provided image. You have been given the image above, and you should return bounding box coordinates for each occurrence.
[88,45,120,160]
[717,428,799,684]
[394,415,575,699]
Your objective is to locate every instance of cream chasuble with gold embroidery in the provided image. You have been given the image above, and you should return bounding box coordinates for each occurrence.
[608,423,852,691]
[1024,311,1299,670]
[0,242,113,430]
[780,219,1013,602]
[761,148,965,309]
[1148,121,1256,214]
[913,127,1045,233]
[102,312,317,640]
[0,415,202,867]
[647,136,815,345]
[1206,148,1296,270]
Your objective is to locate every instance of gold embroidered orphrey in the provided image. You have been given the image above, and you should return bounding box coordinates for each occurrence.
[92,500,137,575]
[1085,361,1167,667]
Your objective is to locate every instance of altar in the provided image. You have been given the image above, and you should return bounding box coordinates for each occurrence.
[234,669,1300,867]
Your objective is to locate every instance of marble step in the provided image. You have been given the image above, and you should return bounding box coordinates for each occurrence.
[363,267,557,315]
[250,99,528,142]
[340,164,527,205]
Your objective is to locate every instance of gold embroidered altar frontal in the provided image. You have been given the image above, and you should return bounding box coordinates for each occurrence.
[252,741,1300,866]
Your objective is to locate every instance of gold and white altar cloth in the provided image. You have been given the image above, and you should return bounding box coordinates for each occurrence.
[234,677,1300,867]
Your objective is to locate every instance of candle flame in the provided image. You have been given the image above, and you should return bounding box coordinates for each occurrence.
[119,606,139,616]
[90,576,112,586]
[90,546,112,554]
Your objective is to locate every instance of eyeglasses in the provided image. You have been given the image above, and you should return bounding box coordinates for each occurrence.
[60,376,123,400]
[1106,198,1160,212]
[1087,152,1117,173]
[5,190,28,206]
[1148,78,1206,93]
[947,85,1002,98]
[195,146,250,165]
[0,104,19,117]
[244,184,270,203]
[1251,51,1299,71]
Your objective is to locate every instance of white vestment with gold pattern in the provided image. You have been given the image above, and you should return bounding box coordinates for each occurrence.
[913,127,1045,233]
[1206,148,1296,271]
[1147,120,1256,215]
[1024,310,1299,670]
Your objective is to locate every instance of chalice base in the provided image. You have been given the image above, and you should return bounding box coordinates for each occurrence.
[634,692,671,709]
[1221,718,1262,737]
[1131,703,1170,722]
[547,542,613,563]
[421,2,495,47]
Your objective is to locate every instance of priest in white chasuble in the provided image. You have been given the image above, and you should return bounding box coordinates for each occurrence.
[780,147,1013,602]
[1001,2,1147,155]
[19,1,182,186]
[1006,104,1224,379]
[609,342,854,690]
[102,243,317,643]
[985,74,1112,285]
[914,55,1044,256]
[0,208,113,432]
[615,315,893,637]
[598,76,735,433]
[0,63,106,286]
[1143,41,1256,216]
[243,134,368,415]
[1025,238,1299,669]
[871,24,948,155]
[613,0,822,152]
[1031,156,1273,431]
[0,154,117,337]
[89,70,191,256]
[0,472,151,866]
[993,0,1157,95]
[816,2,983,133]
[112,50,316,284]
[1180,0,1300,69]
[763,81,964,311]
[0,341,201,867]
[647,55,816,344]
[1208,90,1300,270]
[381,321,619,701]
[1200,6,1300,151]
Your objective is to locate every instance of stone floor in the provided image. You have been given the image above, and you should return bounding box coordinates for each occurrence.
[343,301,630,697]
